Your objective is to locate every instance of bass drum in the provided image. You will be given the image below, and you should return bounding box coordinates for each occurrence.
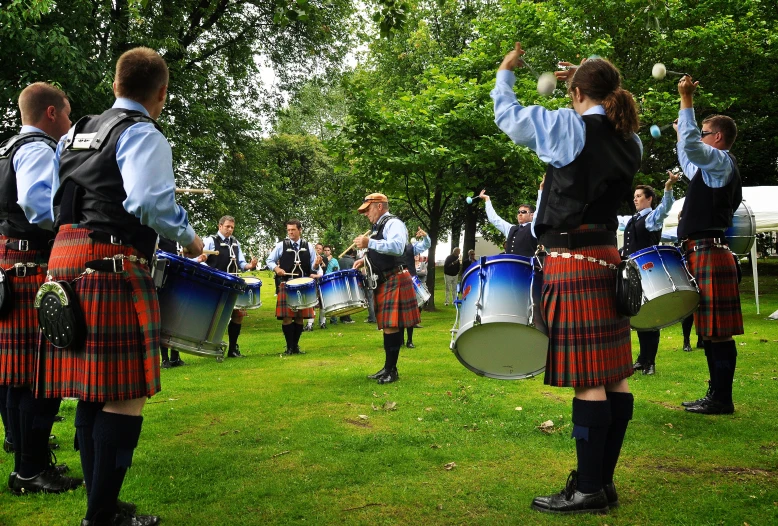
[725,200,756,256]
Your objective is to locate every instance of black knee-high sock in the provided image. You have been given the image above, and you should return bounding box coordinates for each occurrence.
[571,398,611,494]
[86,411,143,522]
[281,323,294,349]
[293,322,304,347]
[405,327,414,345]
[384,332,403,371]
[681,315,694,342]
[18,390,61,478]
[703,340,715,384]
[710,340,737,404]
[637,330,660,365]
[601,392,634,485]
[160,347,170,362]
[75,401,103,496]
[7,387,22,472]
[228,322,241,351]
[0,385,9,443]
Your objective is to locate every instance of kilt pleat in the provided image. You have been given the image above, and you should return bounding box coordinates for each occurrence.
[376,271,420,330]
[0,238,48,386]
[275,282,316,320]
[683,240,743,338]
[542,236,632,388]
[34,225,161,401]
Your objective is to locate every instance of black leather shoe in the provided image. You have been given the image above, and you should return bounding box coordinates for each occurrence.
[632,361,644,371]
[531,471,608,515]
[683,340,693,352]
[227,350,244,358]
[696,338,705,349]
[290,346,305,355]
[685,399,734,415]
[681,384,712,407]
[54,463,70,475]
[367,367,387,380]
[406,342,415,348]
[54,415,65,422]
[171,358,186,367]
[117,500,137,515]
[161,359,172,369]
[12,468,82,494]
[603,482,619,508]
[643,364,655,375]
[377,368,399,384]
[115,513,161,526]
[3,437,12,453]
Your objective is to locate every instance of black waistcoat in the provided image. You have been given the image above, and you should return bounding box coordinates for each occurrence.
[0,132,58,242]
[53,108,162,259]
[278,239,312,279]
[506,223,537,257]
[677,154,741,239]
[206,235,241,273]
[622,213,661,256]
[367,214,405,272]
[534,115,640,236]
[403,244,417,277]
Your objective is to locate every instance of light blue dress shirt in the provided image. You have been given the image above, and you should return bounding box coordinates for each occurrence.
[14,125,56,230]
[485,200,534,237]
[368,213,407,256]
[412,235,431,255]
[676,108,734,188]
[617,191,675,232]
[266,239,321,276]
[50,98,195,246]
[201,233,250,270]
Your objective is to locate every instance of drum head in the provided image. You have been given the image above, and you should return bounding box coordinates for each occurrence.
[287,277,314,286]
[454,323,547,380]
[243,277,261,285]
[630,290,699,330]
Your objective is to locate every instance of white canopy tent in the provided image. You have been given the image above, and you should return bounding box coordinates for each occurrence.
[661,186,778,315]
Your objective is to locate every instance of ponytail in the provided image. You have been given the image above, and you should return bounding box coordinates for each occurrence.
[603,88,640,139]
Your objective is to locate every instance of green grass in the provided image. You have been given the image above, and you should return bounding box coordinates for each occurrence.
[2,260,778,525]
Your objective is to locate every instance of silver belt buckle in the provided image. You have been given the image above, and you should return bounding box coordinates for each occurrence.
[110,235,123,245]
[19,239,29,251]
[112,254,124,273]
[14,262,27,277]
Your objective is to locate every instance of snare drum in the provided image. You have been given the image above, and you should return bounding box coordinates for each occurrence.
[155,251,245,359]
[411,275,430,307]
[319,269,367,317]
[725,200,756,255]
[235,277,262,309]
[450,254,548,380]
[628,246,699,330]
[285,277,318,310]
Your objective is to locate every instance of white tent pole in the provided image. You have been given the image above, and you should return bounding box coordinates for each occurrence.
[751,242,759,314]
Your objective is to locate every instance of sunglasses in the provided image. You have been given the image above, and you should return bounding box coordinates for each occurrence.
[518,210,530,215]
[700,130,717,138]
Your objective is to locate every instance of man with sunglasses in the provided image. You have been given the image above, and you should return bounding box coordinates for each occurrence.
[478,189,537,257]
[674,75,742,415]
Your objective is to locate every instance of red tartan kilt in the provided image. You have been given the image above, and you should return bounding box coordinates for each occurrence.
[275,283,316,320]
[542,242,632,388]
[683,240,743,338]
[34,226,161,402]
[0,238,48,386]
[376,271,420,330]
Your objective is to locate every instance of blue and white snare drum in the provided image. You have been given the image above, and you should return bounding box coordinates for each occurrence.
[725,199,756,256]
[628,246,699,330]
[318,269,367,317]
[154,250,245,359]
[285,277,319,310]
[450,254,548,380]
[411,275,430,307]
[235,277,262,309]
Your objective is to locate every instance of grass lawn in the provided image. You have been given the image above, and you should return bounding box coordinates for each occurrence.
[2,259,777,525]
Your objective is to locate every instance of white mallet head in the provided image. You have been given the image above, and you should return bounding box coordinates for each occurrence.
[466,196,473,204]
[537,72,557,96]
[652,63,667,80]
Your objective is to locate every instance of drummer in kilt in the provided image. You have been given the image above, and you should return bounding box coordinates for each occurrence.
[492,45,642,514]
[35,48,203,526]
[674,75,742,415]
[0,82,81,494]
[353,193,420,384]
[266,219,320,355]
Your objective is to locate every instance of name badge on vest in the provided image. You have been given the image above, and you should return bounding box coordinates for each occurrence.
[71,133,98,150]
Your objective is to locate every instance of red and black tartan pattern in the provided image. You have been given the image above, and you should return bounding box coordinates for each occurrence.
[34,225,161,401]
[376,270,420,330]
[275,282,316,320]
[0,237,48,386]
[683,239,743,338]
[541,230,633,388]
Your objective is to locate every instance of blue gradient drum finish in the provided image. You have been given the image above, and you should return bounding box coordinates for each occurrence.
[411,275,430,307]
[235,277,262,309]
[319,269,367,317]
[285,277,319,310]
[725,199,756,256]
[628,245,699,330]
[451,254,548,380]
[155,250,245,359]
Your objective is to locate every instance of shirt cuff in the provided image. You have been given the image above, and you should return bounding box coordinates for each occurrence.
[496,69,516,86]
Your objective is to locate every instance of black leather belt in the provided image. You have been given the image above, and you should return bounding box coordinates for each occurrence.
[85,255,149,274]
[684,230,726,241]
[89,231,130,246]
[3,239,49,251]
[539,231,617,249]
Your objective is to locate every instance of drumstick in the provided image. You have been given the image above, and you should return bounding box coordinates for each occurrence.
[175,188,212,194]
[339,229,373,258]
[202,249,219,256]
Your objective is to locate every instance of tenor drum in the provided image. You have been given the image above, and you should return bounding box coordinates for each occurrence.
[450,254,548,380]
[411,275,430,307]
[285,277,318,310]
[319,269,367,317]
[235,277,262,309]
[725,200,756,256]
[628,246,699,330]
[155,251,245,359]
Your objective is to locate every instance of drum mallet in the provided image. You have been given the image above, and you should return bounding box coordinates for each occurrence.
[339,229,373,259]
[519,58,557,96]
[652,63,689,80]
[201,249,219,256]
[175,188,213,194]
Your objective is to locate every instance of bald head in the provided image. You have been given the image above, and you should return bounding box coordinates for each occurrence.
[18,82,71,138]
